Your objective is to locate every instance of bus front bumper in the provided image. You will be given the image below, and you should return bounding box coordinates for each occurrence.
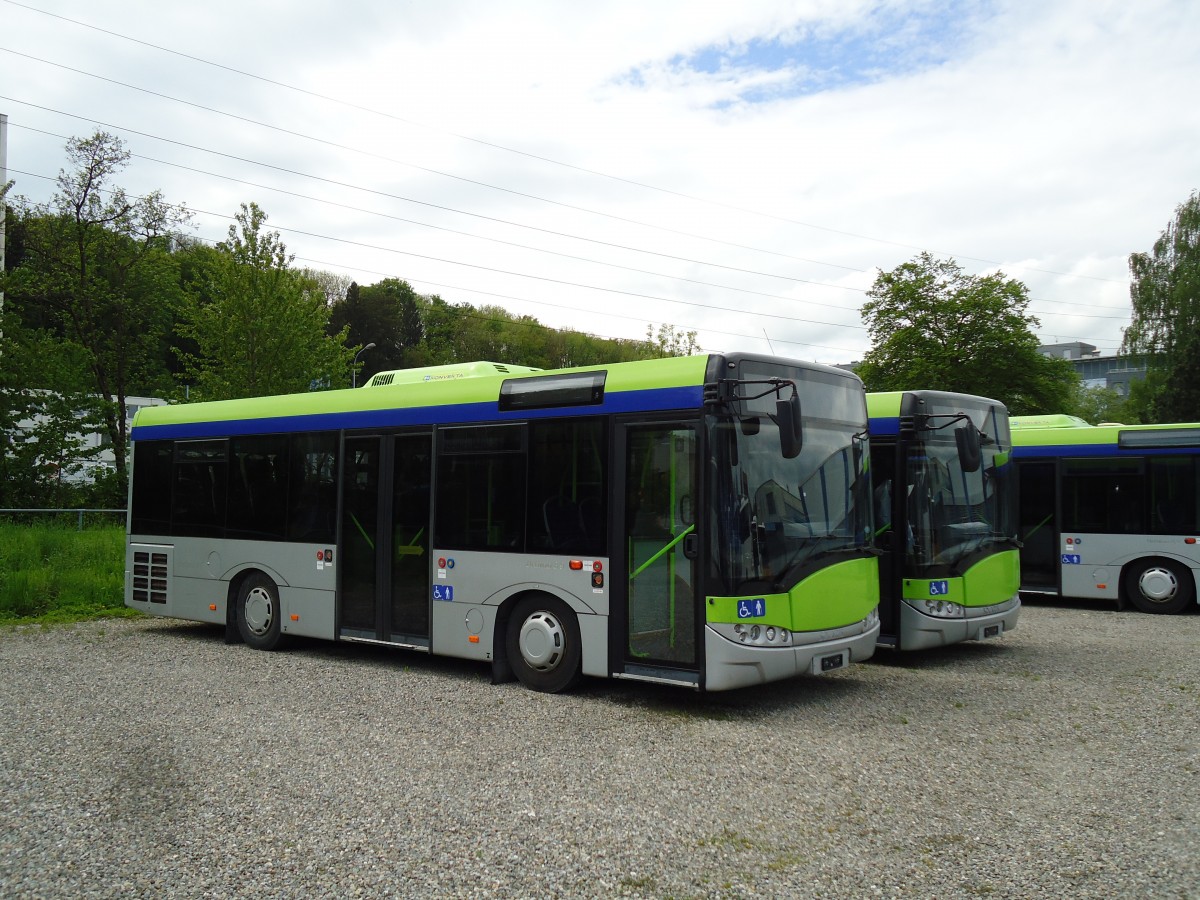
[899,594,1020,651]
[703,614,879,692]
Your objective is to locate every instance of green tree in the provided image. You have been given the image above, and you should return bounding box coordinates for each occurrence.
[856,252,1077,414]
[328,278,424,380]
[645,323,700,358]
[1122,191,1200,422]
[2,131,190,493]
[0,308,106,507]
[180,203,352,399]
[1068,384,1136,425]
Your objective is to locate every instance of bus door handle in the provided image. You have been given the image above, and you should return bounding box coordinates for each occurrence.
[683,533,699,559]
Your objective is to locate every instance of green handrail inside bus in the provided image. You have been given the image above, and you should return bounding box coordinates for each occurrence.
[1022,513,1054,541]
[630,524,695,580]
[350,512,374,551]
[395,527,425,557]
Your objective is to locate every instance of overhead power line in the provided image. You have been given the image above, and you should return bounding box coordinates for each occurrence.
[4,113,1129,324]
[5,165,866,354]
[1,99,869,293]
[0,0,1127,285]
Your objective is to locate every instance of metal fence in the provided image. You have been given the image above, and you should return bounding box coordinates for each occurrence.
[0,509,125,530]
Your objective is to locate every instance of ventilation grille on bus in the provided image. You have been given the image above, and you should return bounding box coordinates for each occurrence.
[132,548,170,605]
[370,373,395,387]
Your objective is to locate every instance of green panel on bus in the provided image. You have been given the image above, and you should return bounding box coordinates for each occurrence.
[865,391,905,418]
[899,549,1020,607]
[962,548,1021,606]
[706,556,879,632]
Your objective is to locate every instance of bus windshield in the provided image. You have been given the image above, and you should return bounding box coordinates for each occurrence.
[709,363,871,594]
[906,399,1016,574]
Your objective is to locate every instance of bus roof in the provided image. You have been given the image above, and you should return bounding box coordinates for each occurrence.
[1011,418,1200,455]
[363,361,541,387]
[133,355,715,441]
[1009,414,1090,430]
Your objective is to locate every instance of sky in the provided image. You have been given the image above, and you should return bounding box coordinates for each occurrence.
[2,0,1198,366]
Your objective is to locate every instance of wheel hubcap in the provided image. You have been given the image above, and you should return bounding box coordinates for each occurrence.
[518,611,565,671]
[244,586,274,636]
[1138,567,1178,604]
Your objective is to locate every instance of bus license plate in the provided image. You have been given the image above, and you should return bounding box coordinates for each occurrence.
[815,652,846,674]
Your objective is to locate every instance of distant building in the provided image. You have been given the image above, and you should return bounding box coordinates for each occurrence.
[15,394,168,482]
[1036,342,1150,397]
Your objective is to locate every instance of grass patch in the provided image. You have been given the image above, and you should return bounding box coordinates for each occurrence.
[0,523,134,625]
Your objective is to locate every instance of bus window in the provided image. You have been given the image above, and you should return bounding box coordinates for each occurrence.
[1148,456,1198,534]
[172,440,228,538]
[1061,458,1144,534]
[527,419,607,556]
[287,433,338,544]
[436,425,527,551]
[131,440,173,535]
[228,435,289,540]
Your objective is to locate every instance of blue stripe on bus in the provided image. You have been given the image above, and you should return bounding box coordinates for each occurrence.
[867,416,901,437]
[1013,443,1200,458]
[130,384,706,441]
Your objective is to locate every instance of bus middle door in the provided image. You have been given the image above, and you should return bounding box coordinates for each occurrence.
[339,432,433,647]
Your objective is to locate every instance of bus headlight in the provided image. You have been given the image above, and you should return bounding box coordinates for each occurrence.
[727,622,790,645]
[910,598,965,619]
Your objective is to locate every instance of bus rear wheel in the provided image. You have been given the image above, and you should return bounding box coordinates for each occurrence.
[237,573,286,650]
[1123,558,1194,615]
[506,595,582,693]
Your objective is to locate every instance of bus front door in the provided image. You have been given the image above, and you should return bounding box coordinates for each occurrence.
[616,421,700,682]
[340,433,433,647]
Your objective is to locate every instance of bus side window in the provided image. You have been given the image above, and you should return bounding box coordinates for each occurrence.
[1149,456,1197,534]
[527,419,607,556]
[436,425,527,552]
[1062,458,1145,534]
[287,433,338,544]
[130,440,173,534]
[228,435,289,540]
[171,440,228,538]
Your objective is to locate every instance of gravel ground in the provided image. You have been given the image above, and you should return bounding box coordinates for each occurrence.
[1,600,1197,899]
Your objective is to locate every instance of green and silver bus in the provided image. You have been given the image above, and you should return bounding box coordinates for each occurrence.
[1012,415,1200,614]
[126,354,879,692]
[866,391,1021,649]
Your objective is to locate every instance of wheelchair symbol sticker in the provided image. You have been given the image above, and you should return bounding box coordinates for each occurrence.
[737,598,767,619]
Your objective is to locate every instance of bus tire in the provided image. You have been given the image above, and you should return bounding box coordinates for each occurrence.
[505,595,582,693]
[1123,558,1194,615]
[237,573,286,650]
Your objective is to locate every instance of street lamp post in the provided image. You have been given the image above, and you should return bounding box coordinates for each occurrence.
[352,342,376,389]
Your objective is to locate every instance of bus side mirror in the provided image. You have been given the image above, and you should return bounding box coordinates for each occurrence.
[956,421,982,473]
[777,395,802,459]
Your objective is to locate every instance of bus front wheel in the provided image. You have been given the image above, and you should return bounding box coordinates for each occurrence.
[1123,559,1194,615]
[505,595,582,693]
[237,573,286,650]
